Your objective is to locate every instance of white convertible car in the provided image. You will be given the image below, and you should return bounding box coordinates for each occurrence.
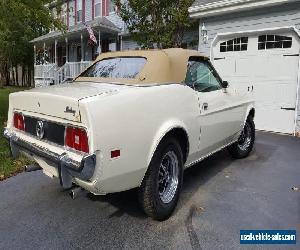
[4,48,255,220]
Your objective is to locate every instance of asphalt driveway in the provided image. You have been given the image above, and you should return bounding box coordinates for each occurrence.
[0,132,299,250]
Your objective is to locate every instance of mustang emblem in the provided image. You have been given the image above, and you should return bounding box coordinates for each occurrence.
[36,120,45,139]
[64,106,76,116]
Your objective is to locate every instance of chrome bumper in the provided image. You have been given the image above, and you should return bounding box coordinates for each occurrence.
[3,128,96,188]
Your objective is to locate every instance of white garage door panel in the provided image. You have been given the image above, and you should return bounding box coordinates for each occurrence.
[212,31,299,134]
[214,58,235,76]
[255,108,295,134]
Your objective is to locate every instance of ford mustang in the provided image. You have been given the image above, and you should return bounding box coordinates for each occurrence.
[3,48,255,220]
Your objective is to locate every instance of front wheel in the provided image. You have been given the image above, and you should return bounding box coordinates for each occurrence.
[228,116,255,159]
[138,137,184,221]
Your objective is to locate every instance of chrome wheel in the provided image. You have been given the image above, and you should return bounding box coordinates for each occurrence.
[158,151,179,204]
[238,122,252,151]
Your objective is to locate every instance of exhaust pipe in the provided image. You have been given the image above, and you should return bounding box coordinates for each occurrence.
[25,164,42,172]
[69,187,84,200]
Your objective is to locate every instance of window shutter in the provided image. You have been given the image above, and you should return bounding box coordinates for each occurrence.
[83,0,85,22]
[75,0,77,25]
[102,0,106,16]
[92,0,95,19]
[67,0,69,28]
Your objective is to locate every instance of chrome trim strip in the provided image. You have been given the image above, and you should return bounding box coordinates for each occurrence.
[185,140,237,168]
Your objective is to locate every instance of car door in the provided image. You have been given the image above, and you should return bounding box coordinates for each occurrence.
[185,57,245,158]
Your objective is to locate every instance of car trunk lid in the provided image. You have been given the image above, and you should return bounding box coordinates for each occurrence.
[10,82,132,122]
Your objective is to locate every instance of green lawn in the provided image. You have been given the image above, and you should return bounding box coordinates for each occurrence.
[0,87,31,180]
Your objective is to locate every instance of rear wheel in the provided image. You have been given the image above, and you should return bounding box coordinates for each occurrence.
[228,116,255,159]
[138,137,184,221]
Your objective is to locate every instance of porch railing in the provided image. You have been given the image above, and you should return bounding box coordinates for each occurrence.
[34,61,92,87]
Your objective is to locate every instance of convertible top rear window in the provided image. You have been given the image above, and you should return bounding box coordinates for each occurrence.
[80,57,147,79]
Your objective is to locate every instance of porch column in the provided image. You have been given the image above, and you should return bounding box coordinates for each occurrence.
[81,33,84,62]
[54,39,57,65]
[119,35,123,51]
[34,45,36,65]
[98,30,101,55]
[65,37,69,63]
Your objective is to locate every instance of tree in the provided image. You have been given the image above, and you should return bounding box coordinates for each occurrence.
[0,0,65,87]
[115,0,195,49]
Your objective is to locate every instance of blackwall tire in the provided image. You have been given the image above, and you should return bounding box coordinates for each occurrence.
[138,137,184,221]
[228,116,255,159]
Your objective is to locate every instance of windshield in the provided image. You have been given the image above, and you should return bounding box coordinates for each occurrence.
[79,57,147,79]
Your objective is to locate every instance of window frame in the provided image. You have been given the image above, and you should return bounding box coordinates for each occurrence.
[94,0,101,17]
[220,37,248,53]
[76,0,83,23]
[60,3,67,25]
[184,57,224,93]
[258,34,293,50]
[108,0,116,14]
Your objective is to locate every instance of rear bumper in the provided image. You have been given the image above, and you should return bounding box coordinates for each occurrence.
[3,127,96,188]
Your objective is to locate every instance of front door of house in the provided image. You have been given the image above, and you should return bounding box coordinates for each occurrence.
[101,39,109,53]
[57,46,66,67]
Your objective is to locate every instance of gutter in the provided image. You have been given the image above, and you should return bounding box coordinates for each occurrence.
[189,0,299,18]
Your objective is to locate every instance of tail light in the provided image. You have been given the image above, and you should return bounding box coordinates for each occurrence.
[65,126,89,153]
[13,113,25,131]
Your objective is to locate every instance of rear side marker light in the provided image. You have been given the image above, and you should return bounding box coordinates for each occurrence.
[13,113,25,131]
[111,150,121,158]
[65,127,89,153]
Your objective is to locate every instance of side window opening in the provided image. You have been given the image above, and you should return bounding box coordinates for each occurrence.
[258,35,292,50]
[185,57,222,93]
[220,37,248,52]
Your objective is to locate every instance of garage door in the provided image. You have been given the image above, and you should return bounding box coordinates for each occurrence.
[211,29,299,134]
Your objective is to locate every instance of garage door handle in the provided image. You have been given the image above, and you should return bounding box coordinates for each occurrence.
[283,54,299,57]
[214,57,225,60]
[281,107,296,111]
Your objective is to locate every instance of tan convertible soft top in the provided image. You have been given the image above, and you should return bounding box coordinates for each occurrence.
[75,48,207,85]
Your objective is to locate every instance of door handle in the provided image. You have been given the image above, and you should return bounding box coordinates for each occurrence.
[202,103,208,111]
[281,107,296,111]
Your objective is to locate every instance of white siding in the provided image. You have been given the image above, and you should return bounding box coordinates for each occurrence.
[198,3,300,56]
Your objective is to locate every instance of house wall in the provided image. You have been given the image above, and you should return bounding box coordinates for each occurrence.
[197,2,300,55]
[195,2,300,133]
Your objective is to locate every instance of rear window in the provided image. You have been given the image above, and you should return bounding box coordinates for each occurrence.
[80,57,147,79]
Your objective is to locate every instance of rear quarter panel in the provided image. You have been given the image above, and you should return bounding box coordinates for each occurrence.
[79,84,200,193]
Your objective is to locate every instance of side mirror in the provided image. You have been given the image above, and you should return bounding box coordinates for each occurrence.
[222,81,229,89]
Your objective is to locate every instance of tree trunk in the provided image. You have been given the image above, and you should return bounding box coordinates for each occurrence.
[5,64,10,86]
[15,66,19,86]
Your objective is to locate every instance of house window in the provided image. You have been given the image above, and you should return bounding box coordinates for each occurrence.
[258,35,292,50]
[109,0,115,13]
[77,0,83,23]
[61,4,67,25]
[220,37,248,52]
[95,0,101,17]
